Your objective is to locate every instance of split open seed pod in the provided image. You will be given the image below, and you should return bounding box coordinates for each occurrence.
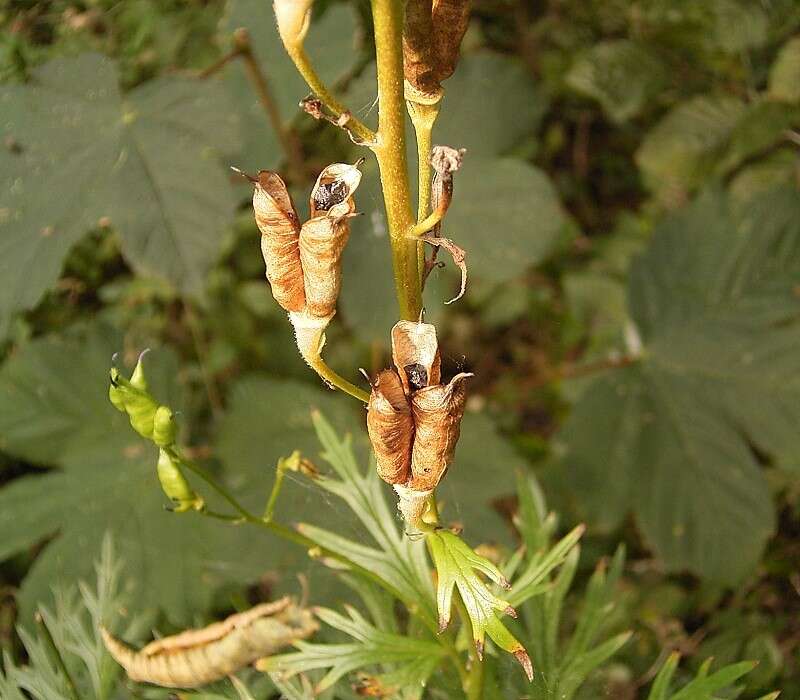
[367,369,414,485]
[300,161,363,318]
[249,170,306,313]
[410,372,471,490]
[391,320,442,395]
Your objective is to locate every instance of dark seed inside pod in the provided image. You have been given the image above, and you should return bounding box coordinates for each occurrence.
[313,179,349,211]
[403,363,428,391]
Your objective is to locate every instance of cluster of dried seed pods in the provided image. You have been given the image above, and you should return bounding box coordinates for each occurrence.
[240,161,362,364]
[101,597,317,689]
[367,320,471,524]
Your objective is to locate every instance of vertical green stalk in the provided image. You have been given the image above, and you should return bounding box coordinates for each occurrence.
[370,0,423,321]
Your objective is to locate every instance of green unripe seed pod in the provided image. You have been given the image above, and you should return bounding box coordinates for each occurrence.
[157,449,203,513]
[152,406,177,447]
[109,369,127,413]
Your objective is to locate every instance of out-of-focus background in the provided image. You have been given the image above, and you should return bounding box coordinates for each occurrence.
[1,0,799,696]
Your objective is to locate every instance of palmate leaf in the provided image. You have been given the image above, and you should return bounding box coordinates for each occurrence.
[0,53,239,334]
[561,186,800,582]
[0,323,282,622]
[260,606,446,698]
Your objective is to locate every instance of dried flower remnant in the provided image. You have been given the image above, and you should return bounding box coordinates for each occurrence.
[102,597,317,688]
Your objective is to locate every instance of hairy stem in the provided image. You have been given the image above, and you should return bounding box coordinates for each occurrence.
[305,354,370,403]
[283,43,375,144]
[371,0,423,320]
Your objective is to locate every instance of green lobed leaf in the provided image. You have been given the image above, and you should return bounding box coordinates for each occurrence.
[560,186,800,582]
[0,54,239,332]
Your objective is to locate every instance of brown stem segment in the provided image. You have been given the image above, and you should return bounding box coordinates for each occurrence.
[371,0,423,321]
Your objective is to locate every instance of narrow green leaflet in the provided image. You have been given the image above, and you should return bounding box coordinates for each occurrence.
[566,40,667,123]
[261,605,446,698]
[561,186,800,582]
[0,324,280,622]
[220,0,360,171]
[647,655,760,700]
[0,54,239,332]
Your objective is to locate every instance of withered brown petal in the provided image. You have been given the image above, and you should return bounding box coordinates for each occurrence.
[391,320,442,395]
[409,372,471,490]
[367,369,414,485]
[252,171,306,313]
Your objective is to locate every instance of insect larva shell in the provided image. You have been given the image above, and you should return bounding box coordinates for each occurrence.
[253,171,306,313]
[391,320,442,395]
[367,369,414,484]
[409,372,470,491]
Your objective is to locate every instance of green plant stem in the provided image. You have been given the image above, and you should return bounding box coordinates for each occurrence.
[408,99,441,281]
[283,43,375,144]
[35,611,80,700]
[305,354,370,403]
[370,0,423,320]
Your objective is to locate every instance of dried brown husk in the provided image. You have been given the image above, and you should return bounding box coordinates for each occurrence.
[403,0,470,95]
[409,372,471,490]
[300,162,362,318]
[367,369,414,484]
[101,598,317,689]
[390,320,442,395]
[252,170,306,313]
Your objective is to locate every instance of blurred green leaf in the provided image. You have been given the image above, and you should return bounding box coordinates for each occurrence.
[566,40,667,123]
[0,54,239,333]
[768,36,800,103]
[220,0,360,170]
[0,323,276,623]
[561,187,800,582]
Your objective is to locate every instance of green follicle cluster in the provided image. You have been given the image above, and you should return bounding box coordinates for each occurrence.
[427,529,533,681]
[109,353,203,513]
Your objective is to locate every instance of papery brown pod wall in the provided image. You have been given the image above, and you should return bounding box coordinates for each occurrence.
[245,162,362,324]
[367,320,471,523]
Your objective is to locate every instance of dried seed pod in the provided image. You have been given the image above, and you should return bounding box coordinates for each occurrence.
[248,170,306,313]
[409,373,471,490]
[403,0,470,98]
[102,598,317,689]
[300,162,362,318]
[390,320,442,395]
[367,369,414,484]
[274,0,313,49]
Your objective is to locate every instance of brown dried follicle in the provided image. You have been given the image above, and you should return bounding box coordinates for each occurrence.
[367,320,472,524]
[101,597,317,689]
[403,0,470,101]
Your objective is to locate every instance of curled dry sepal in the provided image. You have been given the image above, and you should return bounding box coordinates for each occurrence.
[428,529,534,682]
[238,162,362,369]
[101,597,318,688]
[109,353,203,513]
[366,320,471,524]
[403,0,470,101]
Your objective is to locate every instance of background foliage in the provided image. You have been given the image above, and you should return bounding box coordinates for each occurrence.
[1,0,799,696]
